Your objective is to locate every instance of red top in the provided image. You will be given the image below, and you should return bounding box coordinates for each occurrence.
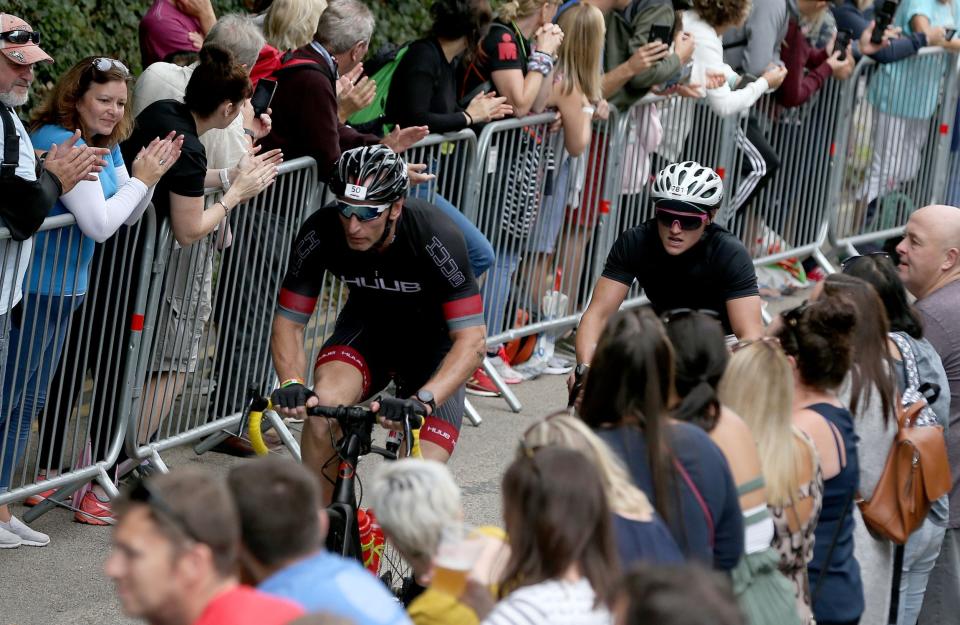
[776,19,833,109]
[193,586,303,625]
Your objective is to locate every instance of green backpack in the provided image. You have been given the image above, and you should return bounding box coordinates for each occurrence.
[347,43,411,135]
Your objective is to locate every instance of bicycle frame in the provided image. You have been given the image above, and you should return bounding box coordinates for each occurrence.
[325,416,373,561]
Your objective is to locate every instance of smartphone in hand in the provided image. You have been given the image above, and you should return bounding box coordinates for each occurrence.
[251,78,278,118]
[835,29,854,61]
[946,28,957,41]
[648,23,672,44]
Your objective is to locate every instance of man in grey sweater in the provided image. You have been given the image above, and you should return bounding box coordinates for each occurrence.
[722,0,788,76]
[897,205,960,625]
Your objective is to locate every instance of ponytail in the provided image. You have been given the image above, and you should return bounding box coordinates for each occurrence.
[184,45,252,118]
[498,0,522,21]
[662,311,729,434]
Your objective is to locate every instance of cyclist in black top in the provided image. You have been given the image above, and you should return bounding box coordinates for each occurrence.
[571,161,763,391]
[271,146,486,502]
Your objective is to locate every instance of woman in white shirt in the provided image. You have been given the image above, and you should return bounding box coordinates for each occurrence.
[470,446,617,625]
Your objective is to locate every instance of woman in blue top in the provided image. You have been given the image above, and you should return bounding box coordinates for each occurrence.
[579,307,744,571]
[521,412,683,567]
[771,296,863,625]
[0,56,179,540]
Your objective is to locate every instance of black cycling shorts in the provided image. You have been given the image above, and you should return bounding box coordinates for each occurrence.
[315,313,464,455]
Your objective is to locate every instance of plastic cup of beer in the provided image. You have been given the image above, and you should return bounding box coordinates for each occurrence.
[430,524,484,598]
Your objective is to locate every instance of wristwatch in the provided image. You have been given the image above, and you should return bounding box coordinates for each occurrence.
[575,363,590,380]
[415,389,436,415]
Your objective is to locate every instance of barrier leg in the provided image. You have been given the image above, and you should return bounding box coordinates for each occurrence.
[482,357,522,413]
[263,409,302,462]
[193,429,233,455]
[96,466,120,500]
[464,399,482,427]
[149,449,169,474]
[21,479,85,523]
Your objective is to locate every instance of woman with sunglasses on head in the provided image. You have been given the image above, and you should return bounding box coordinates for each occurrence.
[770,296,863,625]
[813,273,902,625]
[0,56,180,544]
[467,446,617,625]
[521,413,682,567]
[720,338,824,625]
[579,308,744,570]
[842,253,950,625]
[571,160,762,404]
[664,310,799,625]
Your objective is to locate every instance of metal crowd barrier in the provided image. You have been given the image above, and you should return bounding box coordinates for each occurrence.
[125,157,319,470]
[827,48,960,255]
[1,210,155,515]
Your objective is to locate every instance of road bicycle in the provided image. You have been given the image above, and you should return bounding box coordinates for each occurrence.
[245,392,423,599]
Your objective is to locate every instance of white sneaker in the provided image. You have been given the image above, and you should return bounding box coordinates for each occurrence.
[0,525,21,548]
[513,354,549,381]
[544,354,574,375]
[0,516,50,547]
[488,355,523,384]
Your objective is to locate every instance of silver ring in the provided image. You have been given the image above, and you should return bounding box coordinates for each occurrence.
[159,159,165,166]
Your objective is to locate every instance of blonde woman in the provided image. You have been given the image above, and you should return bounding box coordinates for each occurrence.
[720,339,824,625]
[263,0,327,52]
[522,413,683,566]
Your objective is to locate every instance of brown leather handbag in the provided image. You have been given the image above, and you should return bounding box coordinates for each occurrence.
[858,334,951,544]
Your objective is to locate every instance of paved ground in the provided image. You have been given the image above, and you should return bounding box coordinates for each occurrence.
[0,292,808,625]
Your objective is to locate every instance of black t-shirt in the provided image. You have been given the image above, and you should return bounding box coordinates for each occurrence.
[460,21,531,100]
[386,38,467,134]
[601,220,758,333]
[277,197,484,340]
[121,100,206,220]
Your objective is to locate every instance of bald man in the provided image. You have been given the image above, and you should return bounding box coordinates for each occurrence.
[898,205,960,625]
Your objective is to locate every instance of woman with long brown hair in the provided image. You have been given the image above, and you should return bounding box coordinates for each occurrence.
[579,308,744,570]
[477,446,617,625]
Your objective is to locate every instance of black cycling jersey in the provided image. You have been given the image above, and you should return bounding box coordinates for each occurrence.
[601,219,759,334]
[278,197,483,334]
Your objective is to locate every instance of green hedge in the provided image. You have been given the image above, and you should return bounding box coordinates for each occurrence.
[6,0,433,116]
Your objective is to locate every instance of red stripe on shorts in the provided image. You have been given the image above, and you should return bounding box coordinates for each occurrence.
[315,345,371,397]
[419,417,460,455]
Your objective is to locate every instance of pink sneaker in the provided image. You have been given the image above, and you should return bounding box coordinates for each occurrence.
[74,490,113,526]
[466,367,501,397]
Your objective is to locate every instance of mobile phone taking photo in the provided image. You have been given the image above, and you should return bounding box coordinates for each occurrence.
[251,78,277,119]
[946,28,957,41]
[648,23,672,44]
[835,29,854,61]
[872,0,899,44]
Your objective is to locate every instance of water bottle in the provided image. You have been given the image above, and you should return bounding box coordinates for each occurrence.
[386,429,404,456]
[357,507,381,574]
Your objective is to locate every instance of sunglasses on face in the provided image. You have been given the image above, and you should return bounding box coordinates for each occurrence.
[732,336,782,353]
[655,206,709,231]
[92,57,130,76]
[659,307,720,324]
[840,251,890,271]
[129,478,199,542]
[0,30,40,45]
[337,200,391,222]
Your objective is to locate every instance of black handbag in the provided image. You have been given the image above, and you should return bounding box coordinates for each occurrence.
[0,104,60,241]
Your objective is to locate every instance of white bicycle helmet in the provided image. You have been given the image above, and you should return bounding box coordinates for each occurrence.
[651,161,723,209]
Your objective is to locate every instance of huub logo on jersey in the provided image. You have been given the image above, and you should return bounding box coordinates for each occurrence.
[340,275,422,292]
[426,237,466,287]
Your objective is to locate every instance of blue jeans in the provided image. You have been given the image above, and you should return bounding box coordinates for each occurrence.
[0,292,83,491]
[899,517,947,625]
[481,252,520,338]
[409,187,493,278]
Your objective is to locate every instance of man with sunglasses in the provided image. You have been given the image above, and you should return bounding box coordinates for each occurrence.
[105,468,304,625]
[270,145,485,504]
[571,161,762,393]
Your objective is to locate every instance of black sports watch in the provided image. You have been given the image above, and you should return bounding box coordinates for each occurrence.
[415,389,436,415]
[575,363,590,379]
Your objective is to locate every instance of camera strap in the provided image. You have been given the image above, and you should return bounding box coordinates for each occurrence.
[1,105,20,178]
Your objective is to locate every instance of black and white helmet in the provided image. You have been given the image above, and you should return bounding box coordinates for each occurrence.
[651,161,723,208]
[331,145,409,203]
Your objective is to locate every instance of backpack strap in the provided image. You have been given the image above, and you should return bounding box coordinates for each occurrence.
[889,332,941,427]
[1,105,20,178]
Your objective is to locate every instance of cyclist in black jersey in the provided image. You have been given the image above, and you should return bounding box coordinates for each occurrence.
[270,146,486,503]
[570,161,764,395]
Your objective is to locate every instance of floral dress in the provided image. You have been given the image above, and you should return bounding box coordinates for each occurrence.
[770,434,825,625]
